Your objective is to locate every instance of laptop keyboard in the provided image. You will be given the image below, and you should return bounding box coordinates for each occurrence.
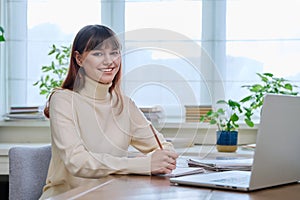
[212,175,250,185]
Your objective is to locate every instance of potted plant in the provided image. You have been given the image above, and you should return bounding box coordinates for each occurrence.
[0,26,5,42]
[201,72,298,152]
[200,99,254,152]
[33,44,70,98]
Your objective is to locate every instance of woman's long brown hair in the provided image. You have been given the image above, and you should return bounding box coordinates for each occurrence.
[44,25,123,118]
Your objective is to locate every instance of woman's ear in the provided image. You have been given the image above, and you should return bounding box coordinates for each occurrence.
[74,51,83,67]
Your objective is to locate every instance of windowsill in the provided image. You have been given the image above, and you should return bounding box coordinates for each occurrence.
[0,118,258,146]
[0,119,50,127]
[0,118,259,130]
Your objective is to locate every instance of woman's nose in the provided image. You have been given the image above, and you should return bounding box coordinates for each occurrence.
[103,54,113,65]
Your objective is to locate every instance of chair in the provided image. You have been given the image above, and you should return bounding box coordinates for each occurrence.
[9,145,51,200]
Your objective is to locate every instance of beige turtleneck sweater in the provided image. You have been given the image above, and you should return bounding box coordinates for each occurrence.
[39,76,174,199]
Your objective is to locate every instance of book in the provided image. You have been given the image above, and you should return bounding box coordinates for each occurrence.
[3,105,46,121]
[3,112,46,120]
[10,106,41,114]
[139,106,162,113]
[188,158,253,171]
[184,105,212,109]
[184,105,212,122]
[156,167,205,177]
[139,105,165,123]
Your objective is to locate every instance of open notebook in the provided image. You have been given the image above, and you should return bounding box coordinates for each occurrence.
[188,158,253,171]
[156,167,205,178]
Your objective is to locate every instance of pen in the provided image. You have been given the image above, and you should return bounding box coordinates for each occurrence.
[150,124,163,150]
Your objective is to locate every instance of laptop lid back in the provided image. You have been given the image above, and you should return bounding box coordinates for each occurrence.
[249,94,300,190]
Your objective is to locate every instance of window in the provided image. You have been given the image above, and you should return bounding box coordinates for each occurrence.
[122,0,300,121]
[1,0,300,121]
[226,0,300,100]
[123,0,205,120]
[5,0,101,109]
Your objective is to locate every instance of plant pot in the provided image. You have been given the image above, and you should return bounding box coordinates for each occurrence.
[216,130,238,152]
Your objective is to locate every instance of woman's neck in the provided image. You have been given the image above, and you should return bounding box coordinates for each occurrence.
[78,75,112,100]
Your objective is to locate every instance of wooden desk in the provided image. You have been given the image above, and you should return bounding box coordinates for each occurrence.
[48,146,299,200]
[48,175,300,200]
[46,145,262,200]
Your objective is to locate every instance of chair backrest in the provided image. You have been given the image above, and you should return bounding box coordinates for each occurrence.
[9,145,51,200]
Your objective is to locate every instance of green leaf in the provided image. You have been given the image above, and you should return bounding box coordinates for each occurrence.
[284,83,293,91]
[262,72,273,77]
[199,116,205,122]
[228,99,240,108]
[240,95,253,102]
[40,90,48,95]
[45,75,50,82]
[245,119,254,127]
[216,100,227,104]
[210,119,217,125]
[48,49,55,55]
[216,108,225,115]
[230,113,239,122]
[0,35,5,42]
[0,26,5,42]
[205,110,213,115]
[250,84,263,92]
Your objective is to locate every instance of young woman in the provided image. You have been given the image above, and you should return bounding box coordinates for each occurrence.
[39,25,178,199]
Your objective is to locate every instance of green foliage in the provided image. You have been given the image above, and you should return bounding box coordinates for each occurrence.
[0,26,5,42]
[240,72,298,122]
[200,72,298,131]
[200,99,253,131]
[241,73,298,109]
[33,44,71,98]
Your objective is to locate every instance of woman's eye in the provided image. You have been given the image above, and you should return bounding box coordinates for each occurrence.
[111,51,120,55]
[92,52,103,56]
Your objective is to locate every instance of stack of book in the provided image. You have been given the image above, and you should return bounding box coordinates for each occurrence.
[3,106,46,121]
[139,106,164,124]
[184,105,212,122]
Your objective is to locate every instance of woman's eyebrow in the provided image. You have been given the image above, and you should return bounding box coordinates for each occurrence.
[93,47,119,51]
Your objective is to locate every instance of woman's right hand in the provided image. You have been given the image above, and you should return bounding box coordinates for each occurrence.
[151,149,179,174]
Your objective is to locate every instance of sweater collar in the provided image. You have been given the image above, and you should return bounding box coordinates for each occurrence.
[78,75,112,100]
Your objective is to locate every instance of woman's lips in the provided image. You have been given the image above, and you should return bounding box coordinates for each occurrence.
[98,67,114,72]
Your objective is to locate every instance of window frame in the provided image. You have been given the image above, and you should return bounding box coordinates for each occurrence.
[0,0,8,117]
[0,0,226,119]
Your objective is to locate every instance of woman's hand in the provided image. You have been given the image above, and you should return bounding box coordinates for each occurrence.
[151,149,179,174]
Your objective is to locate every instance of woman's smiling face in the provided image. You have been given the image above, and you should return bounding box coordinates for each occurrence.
[76,43,121,84]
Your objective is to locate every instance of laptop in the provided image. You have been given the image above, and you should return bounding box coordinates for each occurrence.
[170,94,300,191]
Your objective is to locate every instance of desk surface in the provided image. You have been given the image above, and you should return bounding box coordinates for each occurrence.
[47,146,299,200]
[48,174,300,200]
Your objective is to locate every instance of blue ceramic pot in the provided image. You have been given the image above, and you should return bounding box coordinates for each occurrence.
[216,130,238,152]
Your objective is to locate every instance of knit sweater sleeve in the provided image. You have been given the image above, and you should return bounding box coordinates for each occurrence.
[49,90,152,177]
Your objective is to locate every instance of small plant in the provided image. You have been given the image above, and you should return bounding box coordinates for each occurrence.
[200,99,254,131]
[33,44,71,98]
[0,26,5,42]
[201,72,298,132]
